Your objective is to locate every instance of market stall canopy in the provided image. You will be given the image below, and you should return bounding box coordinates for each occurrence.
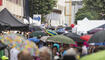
[88,24,105,34]
[0,20,10,31]
[0,21,9,26]
[77,18,105,34]
[98,24,105,28]
[0,8,29,31]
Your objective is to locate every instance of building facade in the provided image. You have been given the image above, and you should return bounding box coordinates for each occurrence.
[65,0,72,25]
[46,0,65,26]
[0,0,24,20]
[46,0,72,26]
[71,0,83,24]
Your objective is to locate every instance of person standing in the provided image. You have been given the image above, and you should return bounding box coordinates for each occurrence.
[82,45,88,56]
[10,48,20,60]
[18,50,33,60]
[39,47,52,60]
[62,48,78,60]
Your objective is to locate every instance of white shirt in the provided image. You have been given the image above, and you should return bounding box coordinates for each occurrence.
[10,48,20,60]
[82,46,88,55]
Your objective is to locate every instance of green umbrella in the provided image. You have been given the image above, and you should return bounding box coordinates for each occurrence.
[30,31,48,37]
[47,35,75,44]
[80,50,105,60]
[40,36,49,42]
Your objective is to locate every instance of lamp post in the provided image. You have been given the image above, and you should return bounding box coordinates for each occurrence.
[23,0,29,24]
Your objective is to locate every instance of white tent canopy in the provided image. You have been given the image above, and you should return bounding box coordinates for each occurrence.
[23,18,29,24]
[77,18,105,35]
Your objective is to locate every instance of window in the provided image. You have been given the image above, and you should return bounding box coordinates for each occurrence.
[65,3,71,15]
[7,0,22,5]
[65,16,70,24]
[16,0,18,4]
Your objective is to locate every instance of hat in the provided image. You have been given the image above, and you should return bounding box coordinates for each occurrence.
[53,44,60,51]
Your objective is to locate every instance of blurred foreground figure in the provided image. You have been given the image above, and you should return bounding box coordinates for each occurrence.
[39,47,52,60]
[82,45,88,56]
[1,56,8,60]
[18,50,33,60]
[62,48,78,60]
[10,48,20,60]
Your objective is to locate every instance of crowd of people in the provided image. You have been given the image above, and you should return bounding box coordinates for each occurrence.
[0,28,105,60]
[9,43,105,60]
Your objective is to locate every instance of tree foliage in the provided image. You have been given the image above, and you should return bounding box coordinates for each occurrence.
[75,0,105,23]
[28,0,56,22]
[28,0,56,17]
[83,0,105,12]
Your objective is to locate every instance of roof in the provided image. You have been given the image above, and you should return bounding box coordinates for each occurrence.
[0,8,27,27]
[87,24,105,34]
[98,24,105,28]
[0,21,9,26]
[77,19,105,33]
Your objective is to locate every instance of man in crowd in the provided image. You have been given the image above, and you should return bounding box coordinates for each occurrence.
[62,48,78,60]
[18,50,33,60]
[39,47,52,60]
[10,48,20,60]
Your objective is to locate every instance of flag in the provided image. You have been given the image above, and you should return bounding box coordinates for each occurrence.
[0,0,2,6]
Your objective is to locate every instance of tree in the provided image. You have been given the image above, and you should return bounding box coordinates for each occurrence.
[75,11,93,24]
[75,8,99,23]
[75,0,105,23]
[76,8,99,20]
[83,0,105,12]
[84,0,105,18]
[28,0,56,22]
[76,12,93,20]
